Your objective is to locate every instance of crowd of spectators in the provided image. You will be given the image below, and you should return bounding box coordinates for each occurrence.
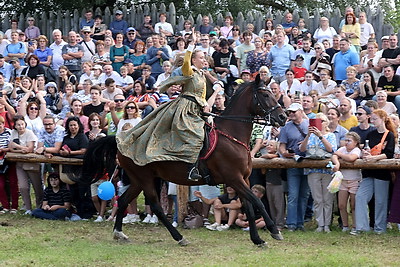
[0,7,400,235]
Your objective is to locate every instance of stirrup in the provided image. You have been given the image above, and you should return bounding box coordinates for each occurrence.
[188,166,202,181]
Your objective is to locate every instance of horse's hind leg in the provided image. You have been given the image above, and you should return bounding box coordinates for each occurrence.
[242,199,266,246]
[113,184,142,242]
[144,182,189,246]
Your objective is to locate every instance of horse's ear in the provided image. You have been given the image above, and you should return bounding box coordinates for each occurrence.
[255,73,261,85]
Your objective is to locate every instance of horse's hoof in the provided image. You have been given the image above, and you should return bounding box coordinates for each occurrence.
[113,230,131,243]
[257,242,268,248]
[178,238,190,246]
[271,231,284,240]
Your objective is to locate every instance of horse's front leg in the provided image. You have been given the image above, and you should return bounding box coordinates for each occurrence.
[242,198,266,246]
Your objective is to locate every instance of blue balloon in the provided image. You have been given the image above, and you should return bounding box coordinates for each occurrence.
[98,181,115,200]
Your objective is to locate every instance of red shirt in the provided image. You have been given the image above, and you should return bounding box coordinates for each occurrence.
[292,67,307,82]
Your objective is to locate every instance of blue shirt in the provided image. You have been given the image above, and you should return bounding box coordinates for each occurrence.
[0,62,12,82]
[304,133,337,175]
[146,46,170,77]
[109,19,128,35]
[34,47,53,63]
[333,49,359,81]
[79,19,94,29]
[4,42,27,66]
[278,119,309,156]
[268,44,294,76]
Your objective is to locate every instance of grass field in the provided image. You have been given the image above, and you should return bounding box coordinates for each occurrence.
[1,211,400,267]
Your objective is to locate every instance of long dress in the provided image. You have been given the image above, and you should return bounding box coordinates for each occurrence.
[116,45,207,166]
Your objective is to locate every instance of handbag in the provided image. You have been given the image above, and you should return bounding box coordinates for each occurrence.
[305,145,333,159]
[327,171,343,193]
[370,130,389,156]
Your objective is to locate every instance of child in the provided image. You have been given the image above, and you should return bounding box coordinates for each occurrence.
[331,132,362,232]
[32,173,71,220]
[292,55,307,82]
[235,184,267,231]
[119,66,134,97]
[91,172,109,222]
[194,186,241,231]
[300,71,318,95]
[260,140,285,231]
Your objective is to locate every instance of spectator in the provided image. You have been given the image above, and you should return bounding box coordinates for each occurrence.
[91,41,111,66]
[128,40,146,79]
[333,38,359,84]
[270,82,290,109]
[0,32,10,55]
[302,95,316,118]
[342,66,360,99]
[212,39,238,87]
[196,34,215,57]
[127,80,155,118]
[76,79,93,104]
[327,107,348,147]
[377,65,400,113]
[331,132,362,232]
[246,37,268,74]
[98,64,122,87]
[62,31,84,78]
[32,173,71,220]
[259,18,275,38]
[282,12,297,35]
[138,15,155,42]
[278,103,309,231]
[34,35,53,69]
[180,20,193,36]
[154,61,172,89]
[64,99,89,132]
[171,37,187,63]
[349,105,375,144]
[86,113,106,142]
[124,27,139,54]
[379,34,400,72]
[331,84,356,114]
[359,12,375,50]
[159,35,173,58]
[78,62,93,89]
[117,101,141,134]
[79,10,94,29]
[220,16,234,38]
[102,78,123,101]
[228,25,242,47]
[196,186,241,231]
[4,31,27,66]
[18,89,46,135]
[338,6,356,31]
[340,13,361,53]
[309,90,328,114]
[198,16,213,35]
[0,54,12,83]
[0,85,15,128]
[80,26,96,63]
[146,34,169,79]
[110,33,129,74]
[101,94,125,136]
[292,55,307,82]
[0,70,13,97]
[21,54,45,79]
[326,35,341,62]
[104,35,114,52]
[119,66,134,96]
[376,90,397,115]
[288,26,302,50]
[0,116,17,214]
[91,15,107,41]
[35,114,64,158]
[300,71,318,95]
[359,71,377,103]
[50,29,67,76]
[313,17,337,44]
[358,41,380,82]
[353,109,396,235]
[10,115,42,216]
[58,65,77,92]
[280,69,301,96]
[236,31,255,74]
[109,10,128,38]
[83,85,104,116]
[57,82,78,120]
[267,32,295,83]
[24,17,41,40]
[9,58,26,83]
[339,98,358,130]
[309,42,331,81]
[154,13,174,37]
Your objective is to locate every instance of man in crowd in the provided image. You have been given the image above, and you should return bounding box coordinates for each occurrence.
[102,78,124,101]
[0,54,12,82]
[101,94,125,136]
[236,31,255,74]
[62,31,84,78]
[80,26,96,62]
[98,65,122,87]
[292,37,315,70]
[349,106,375,143]
[267,32,295,83]
[35,115,64,158]
[379,34,400,72]
[124,27,139,54]
[4,31,27,66]
[302,95,316,119]
[196,34,215,56]
[333,38,359,83]
[339,98,358,130]
[146,34,170,79]
[359,12,375,51]
[326,35,341,62]
[50,29,67,75]
[109,10,128,38]
[282,13,297,35]
[377,65,400,112]
[79,10,94,29]
[198,16,213,35]
[83,86,105,116]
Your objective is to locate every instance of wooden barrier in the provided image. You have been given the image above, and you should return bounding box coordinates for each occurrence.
[5,152,83,165]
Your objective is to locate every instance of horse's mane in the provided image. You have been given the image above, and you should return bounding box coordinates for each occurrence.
[221,81,253,115]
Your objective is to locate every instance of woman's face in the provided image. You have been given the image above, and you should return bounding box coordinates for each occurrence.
[146,38,153,47]
[266,21,273,29]
[59,68,67,76]
[327,109,339,122]
[225,18,232,26]
[346,15,353,24]
[22,78,31,88]
[48,86,56,94]
[315,45,323,53]
[136,43,144,53]
[96,44,104,52]
[134,83,142,94]
[29,57,38,67]
[163,64,171,73]
[292,27,299,35]
[105,30,112,37]
[125,104,137,115]
[184,22,191,29]
[370,113,383,127]
[72,101,82,114]
[65,84,73,94]
[37,77,45,86]
[346,70,356,79]
[90,116,100,128]
[28,104,39,117]
[344,136,358,150]
[254,38,262,48]
[116,34,123,43]
[376,94,386,103]
[38,39,47,47]
[69,120,79,135]
[298,20,305,28]
[367,44,376,54]
[322,41,330,49]
[105,38,112,47]
[305,73,314,82]
[285,71,294,81]
[95,18,102,24]
[363,73,371,82]
[177,40,185,49]
[15,119,26,133]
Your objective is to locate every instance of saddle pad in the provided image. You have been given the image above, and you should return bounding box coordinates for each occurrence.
[199,127,218,160]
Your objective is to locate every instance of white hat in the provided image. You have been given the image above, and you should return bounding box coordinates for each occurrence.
[287,103,303,111]
[82,26,91,33]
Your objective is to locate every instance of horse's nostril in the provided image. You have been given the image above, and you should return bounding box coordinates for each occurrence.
[279,114,287,121]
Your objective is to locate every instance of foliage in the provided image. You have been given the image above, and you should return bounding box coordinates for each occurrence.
[385,0,400,32]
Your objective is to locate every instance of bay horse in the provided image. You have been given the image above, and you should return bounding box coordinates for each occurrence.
[82,80,287,246]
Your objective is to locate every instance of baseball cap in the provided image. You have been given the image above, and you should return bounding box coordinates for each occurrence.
[295,54,304,60]
[116,10,123,15]
[0,54,3,59]
[92,65,103,70]
[45,82,57,90]
[209,31,217,36]
[359,105,372,115]
[287,103,303,111]
[82,26,91,33]
[241,69,251,74]
[126,27,136,33]
[381,36,389,41]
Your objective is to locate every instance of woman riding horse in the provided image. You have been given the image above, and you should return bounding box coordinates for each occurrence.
[117,29,220,181]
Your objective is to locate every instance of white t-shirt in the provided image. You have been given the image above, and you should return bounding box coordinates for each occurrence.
[359,22,375,46]
[10,128,38,148]
[280,79,301,95]
[155,22,174,35]
[117,117,142,134]
[102,88,124,101]
[299,80,318,95]
[315,80,337,97]
[336,146,362,181]
[50,40,68,71]
[24,115,43,136]
[0,39,10,55]
[313,27,337,44]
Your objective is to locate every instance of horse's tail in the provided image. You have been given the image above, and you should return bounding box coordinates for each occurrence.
[81,136,118,185]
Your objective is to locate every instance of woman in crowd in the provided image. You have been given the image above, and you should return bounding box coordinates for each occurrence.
[353,109,396,235]
[180,20,192,36]
[327,107,348,147]
[246,37,268,74]
[110,33,129,74]
[129,40,146,74]
[342,66,360,102]
[288,26,302,49]
[0,116,18,214]
[274,24,289,44]
[376,90,397,115]
[280,69,301,96]
[78,62,93,87]
[21,54,45,80]
[127,80,155,118]
[154,61,172,88]
[259,66,274,88]
[300,113,336,232]
[104,36,114,53]
[58,65,77,92]
[298,18,308,33]
[229,25,241,47]
[91,41,111,66]
[145,36,153,50]
[171,37,187,63]
[44,82,60,116]
[64,99,89,132]
[117,101,142,134]
[310,42,331,81]
[35,76,47,96]
[309,90,328,114]
[34,35,53,67]
[258,18,275,38]
[358,41,380,82]
[221,16,234,38]
[86,113,107,142]
[359,71,377,103]
[91,15,107,41]
[341,13,361,52]
[18,88,46,136]
[10,115,42,215]
[57,82,78,119]
[313,17,337,44]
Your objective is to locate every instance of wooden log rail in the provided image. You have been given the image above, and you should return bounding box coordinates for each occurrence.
[5,152,83,165]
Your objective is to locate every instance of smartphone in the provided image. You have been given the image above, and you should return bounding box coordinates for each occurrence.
[0,92,3,97]
[62,144,71,153]
[309,118,322,131]
[13,138,20,145]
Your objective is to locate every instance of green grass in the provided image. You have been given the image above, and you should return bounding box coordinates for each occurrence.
[1,213,400,266]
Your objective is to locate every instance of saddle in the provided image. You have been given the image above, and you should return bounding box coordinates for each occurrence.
[198,123,219,186]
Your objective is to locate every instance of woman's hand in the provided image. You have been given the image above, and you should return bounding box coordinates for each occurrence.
[60,147,70,156]
[308,126,322,138]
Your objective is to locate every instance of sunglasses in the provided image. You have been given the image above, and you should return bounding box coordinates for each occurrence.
[83,32,91,34]
[114,99,124,103]
[232,29,239,31]
[315,47,322,50]
[126,106,136,110]
[355,112,366,116]
[128,32,135,35]
[30,107,39,110]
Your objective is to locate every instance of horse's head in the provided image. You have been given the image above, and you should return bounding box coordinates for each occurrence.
[252,78,287,127]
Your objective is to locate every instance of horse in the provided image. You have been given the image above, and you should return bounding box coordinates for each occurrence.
[82,80,287,246]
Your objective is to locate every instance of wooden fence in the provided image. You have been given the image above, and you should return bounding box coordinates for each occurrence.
[1,3,395,45]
